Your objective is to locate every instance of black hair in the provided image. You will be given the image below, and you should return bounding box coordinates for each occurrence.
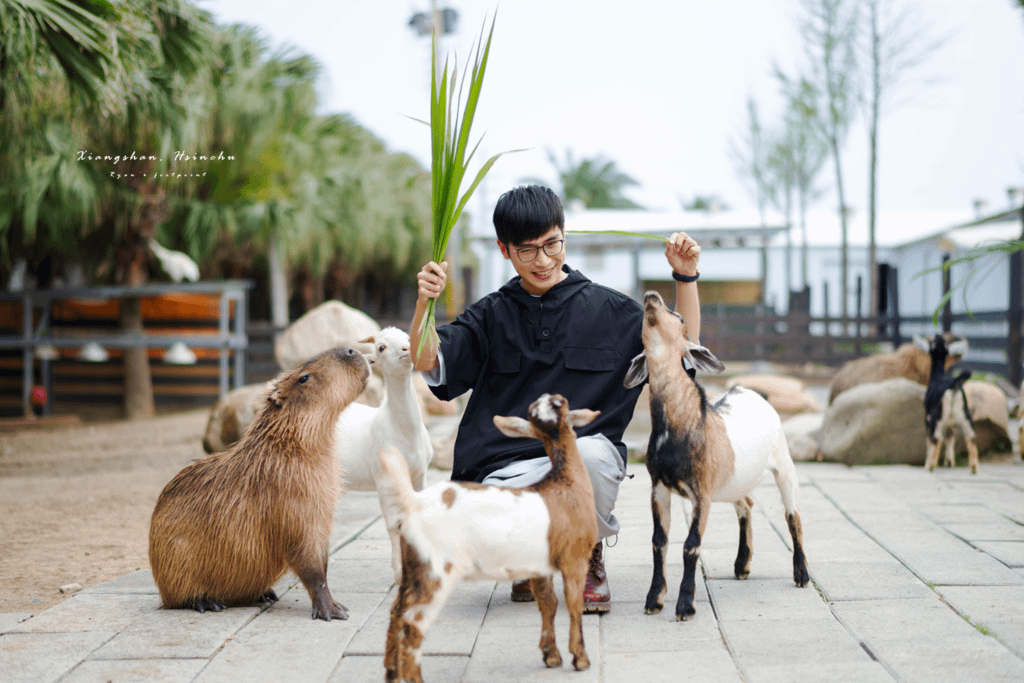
[492,185,565,245]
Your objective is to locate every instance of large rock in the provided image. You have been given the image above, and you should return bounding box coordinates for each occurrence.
[819,378,927,466]
[202,374,381,454]
[202,382,273,453]
[728,375,819,413]
[960,380,1011,454]
[782,413,824,462]
[413,372,459,417]
[275,300,381,372]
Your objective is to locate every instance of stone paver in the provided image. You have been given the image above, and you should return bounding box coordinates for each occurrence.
[3,454,1024,682]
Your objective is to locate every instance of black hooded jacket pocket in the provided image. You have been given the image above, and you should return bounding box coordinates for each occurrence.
[564,346,617,372]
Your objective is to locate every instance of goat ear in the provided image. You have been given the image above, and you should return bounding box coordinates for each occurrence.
[913,335,930,353]
[947,339,969,357]
[359,335,375,345]
[684,344,725,375]
[624,352,648,388]
[493,415,533,439]
[566,408,600,429]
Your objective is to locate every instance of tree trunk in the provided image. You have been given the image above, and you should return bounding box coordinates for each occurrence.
[831,134,849,325]
[868,4,881,329]
[118,182,162,420]
[268,236,290,330]
[120,297,154,419]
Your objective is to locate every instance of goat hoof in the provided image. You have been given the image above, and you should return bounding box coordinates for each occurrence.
[543,649,562,668]
[734,569,750,580]
[675,606,696,621]
[644,604,663,615]
[573,653,591,671]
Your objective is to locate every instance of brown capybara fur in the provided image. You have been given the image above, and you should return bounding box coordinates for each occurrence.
[148,346,369,620]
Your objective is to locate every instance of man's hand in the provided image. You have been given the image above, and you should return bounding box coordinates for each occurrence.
[665,232,701,276]
[417,261,449,303]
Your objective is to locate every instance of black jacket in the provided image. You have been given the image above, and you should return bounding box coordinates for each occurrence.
[429,265,645,482]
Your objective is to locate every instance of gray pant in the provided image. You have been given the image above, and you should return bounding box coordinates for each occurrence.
[480,433,626,541]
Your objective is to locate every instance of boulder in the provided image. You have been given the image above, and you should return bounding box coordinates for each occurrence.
[728,375,819,413]
[430,428,457,470]
[819,378,927,466]
[413,372,459,416]
[202,375,381,453]
[275,300,381,372]
[782,413,824,462]
[959,380,1011,454]
[202,382,273,453]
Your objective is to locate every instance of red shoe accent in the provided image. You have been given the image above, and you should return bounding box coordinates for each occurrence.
[583,543,610,613]
[511,579,534,602]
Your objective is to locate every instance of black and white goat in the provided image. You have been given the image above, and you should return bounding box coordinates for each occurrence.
[921,333,977,474]
[624,291,809,622]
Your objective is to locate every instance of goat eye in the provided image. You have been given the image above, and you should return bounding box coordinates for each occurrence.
[298,373,310,384]
[378,345,385,353]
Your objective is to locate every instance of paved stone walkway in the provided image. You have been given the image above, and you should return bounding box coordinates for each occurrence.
[2,460,1023,682]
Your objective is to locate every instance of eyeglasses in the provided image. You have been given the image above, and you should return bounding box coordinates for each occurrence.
[513,239,564,262]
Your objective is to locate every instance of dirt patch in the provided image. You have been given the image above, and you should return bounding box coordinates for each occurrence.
[0,410,209,615]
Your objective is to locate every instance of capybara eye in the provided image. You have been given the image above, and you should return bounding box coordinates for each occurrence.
[298,373,311,384]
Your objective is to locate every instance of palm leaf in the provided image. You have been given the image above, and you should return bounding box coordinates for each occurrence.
[566,229,668,242]
[417,12,515,354]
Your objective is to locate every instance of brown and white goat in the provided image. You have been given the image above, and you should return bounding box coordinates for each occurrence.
[624,291,809,621]
[377,393,599,682]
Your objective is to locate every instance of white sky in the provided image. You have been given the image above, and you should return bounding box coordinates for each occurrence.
[197,0,1024,246]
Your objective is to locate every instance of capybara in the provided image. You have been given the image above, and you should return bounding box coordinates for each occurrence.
[148,346,369,620]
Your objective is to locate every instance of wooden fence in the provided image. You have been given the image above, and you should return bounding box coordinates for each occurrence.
[699,306,1020,386]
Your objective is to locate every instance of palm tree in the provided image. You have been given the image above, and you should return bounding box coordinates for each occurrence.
[166,24,433,320]
[82,0,214,418]
[0,0,119,272]
[531,148,643,209]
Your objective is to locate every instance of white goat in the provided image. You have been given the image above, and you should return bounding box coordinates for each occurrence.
[624,291,809,622]
[334,327,433,581]
[378,393,599,681]
[922,333,978,474]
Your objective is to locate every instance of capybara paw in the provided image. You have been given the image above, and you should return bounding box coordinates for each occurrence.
[573,652,591,671]
[189,597,227,613]
[256,589,279,605]
[311,600,349,621]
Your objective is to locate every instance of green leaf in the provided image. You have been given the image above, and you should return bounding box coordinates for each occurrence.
[566,229,669,242]
[418,10,519,353]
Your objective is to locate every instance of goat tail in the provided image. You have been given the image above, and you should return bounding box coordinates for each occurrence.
[377,446,420,521]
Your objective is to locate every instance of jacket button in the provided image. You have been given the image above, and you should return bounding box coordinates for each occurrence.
[542,328,550,338]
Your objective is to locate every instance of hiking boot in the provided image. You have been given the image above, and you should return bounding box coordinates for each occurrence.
[583,542,611,613]
[511,579,534,602]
